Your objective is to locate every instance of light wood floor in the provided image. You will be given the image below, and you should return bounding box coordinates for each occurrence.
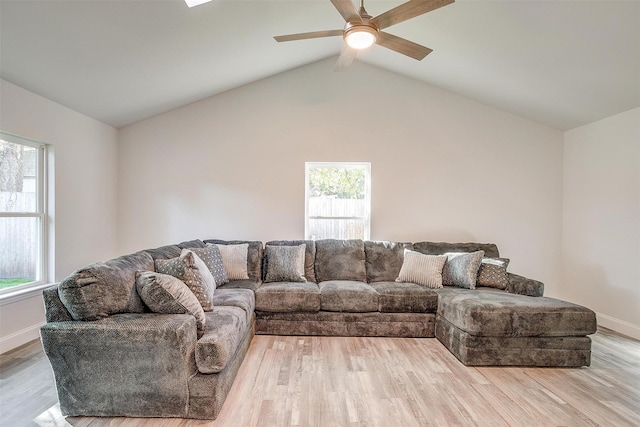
[1,328,639,427]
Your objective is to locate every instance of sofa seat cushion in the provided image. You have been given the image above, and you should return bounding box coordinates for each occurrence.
[211,288,255,322]
[369,282,438,313]
[436,288,597,337]
[319,281,378,312]
[216,280,262,292]
[255,282,321,313]
[196,306,249,374]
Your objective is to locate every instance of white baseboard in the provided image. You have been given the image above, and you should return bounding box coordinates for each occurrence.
[0,322,44,354]
[597,312,640,340]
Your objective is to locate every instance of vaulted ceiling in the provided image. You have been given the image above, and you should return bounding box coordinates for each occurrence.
[1,0,639,130]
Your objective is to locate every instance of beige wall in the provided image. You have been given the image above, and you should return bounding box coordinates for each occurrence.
[562,108,640,339]
[119,58,564,294]
[0,79,119,352]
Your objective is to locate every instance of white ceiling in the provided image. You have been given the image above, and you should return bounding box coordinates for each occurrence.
[1,0,639,130]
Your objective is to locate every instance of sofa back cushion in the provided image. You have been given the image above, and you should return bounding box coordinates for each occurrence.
[315,239,366,282]
[143,244,182,261]
[264,240,317,283]
[364,241,413,283]
[203,239,263,282]
[58,251,154,321]
[413,242,500,258]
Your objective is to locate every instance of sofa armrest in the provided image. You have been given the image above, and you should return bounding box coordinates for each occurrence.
[40,313,197,418]
[42,285,73,322]
[506,273,544,297]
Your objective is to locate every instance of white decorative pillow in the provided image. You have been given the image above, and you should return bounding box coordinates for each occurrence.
[155,249,216,311]
[216,243,249,281]
[395,249,447,289]
[264,244,306,283]
[442,251,485,289]
[135,271,206,335]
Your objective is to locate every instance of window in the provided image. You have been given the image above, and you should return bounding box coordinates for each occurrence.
[0,133,48,294]
[305,162,371,240]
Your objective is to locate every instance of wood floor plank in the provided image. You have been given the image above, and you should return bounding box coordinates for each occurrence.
[2,327,639,427]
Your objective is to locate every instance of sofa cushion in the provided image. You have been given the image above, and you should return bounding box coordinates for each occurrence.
[442,251,484,289]
[177,239,206,249]
[215,243,249,280]
[204,239,263,282]
[319,280,378,312]
[264,244,307,283]
[216,280,262,292]
[477,257,510,290]
[143,244,181,261]
[58,251,153,321]
[413,242,500,258]
[265,240,317,283]
[436,288,597,337]
[369,282,438,313]
[211,288,255,323]
[135,271,206,334]
[396,250,447,289]
[365,241,413,283]
[315,239,366,282]
[191,244,229,285]
[155,249,216,311]
[196,306,249,374]
[255,282,321,313]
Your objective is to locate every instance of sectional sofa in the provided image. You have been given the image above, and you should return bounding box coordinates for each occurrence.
[40,238,597,420]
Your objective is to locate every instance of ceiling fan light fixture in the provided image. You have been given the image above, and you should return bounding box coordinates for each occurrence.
[184,0,211,8]
[344,25,378,50]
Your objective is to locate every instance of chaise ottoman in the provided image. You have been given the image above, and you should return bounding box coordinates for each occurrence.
[435,288,598,367]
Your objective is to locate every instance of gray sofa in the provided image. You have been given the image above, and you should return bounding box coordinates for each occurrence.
[40,238,597,420]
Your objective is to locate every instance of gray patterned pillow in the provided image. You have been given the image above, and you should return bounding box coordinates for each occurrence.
[135,271,206,335]
[155,249,216,311]
[191,244,229,285]
[477,257,510,289]
[264,244,307,283]
[442,251,485,289]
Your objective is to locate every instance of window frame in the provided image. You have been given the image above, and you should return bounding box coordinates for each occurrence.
[0,132,49,296]
[304,161,371,241]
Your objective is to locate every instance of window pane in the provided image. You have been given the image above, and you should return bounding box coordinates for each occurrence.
[0,216,40,288]
[0,140,38,213]
[308,196,366,217]
[308,218,365,240]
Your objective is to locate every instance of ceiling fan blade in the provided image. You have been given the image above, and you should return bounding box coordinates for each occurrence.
[330,0,362,23]
[334,46,358,72]
[372,0,454,30]
[274,30,343,42]
[376,32,432,60]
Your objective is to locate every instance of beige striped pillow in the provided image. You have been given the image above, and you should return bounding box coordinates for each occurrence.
[396,249,447,288]
[215,243,250,281]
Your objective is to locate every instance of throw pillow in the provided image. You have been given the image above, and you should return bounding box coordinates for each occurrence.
[135,271,206,334]
[442,251,485,289]
[477,257,510,289]
[215,243,250,281]
[395,249,447,289]
[191,244,229,285]
[264,244,307,283]
[155,249,216,311]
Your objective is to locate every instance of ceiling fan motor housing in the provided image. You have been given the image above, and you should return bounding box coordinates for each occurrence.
[344,21,379,49]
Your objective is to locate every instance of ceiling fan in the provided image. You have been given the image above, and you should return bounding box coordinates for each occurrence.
[274,0,455,71]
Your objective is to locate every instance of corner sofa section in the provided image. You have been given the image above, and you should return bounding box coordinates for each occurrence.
[41,240,255,420]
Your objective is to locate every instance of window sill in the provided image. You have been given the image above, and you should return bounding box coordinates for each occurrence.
[0,283,56,307]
